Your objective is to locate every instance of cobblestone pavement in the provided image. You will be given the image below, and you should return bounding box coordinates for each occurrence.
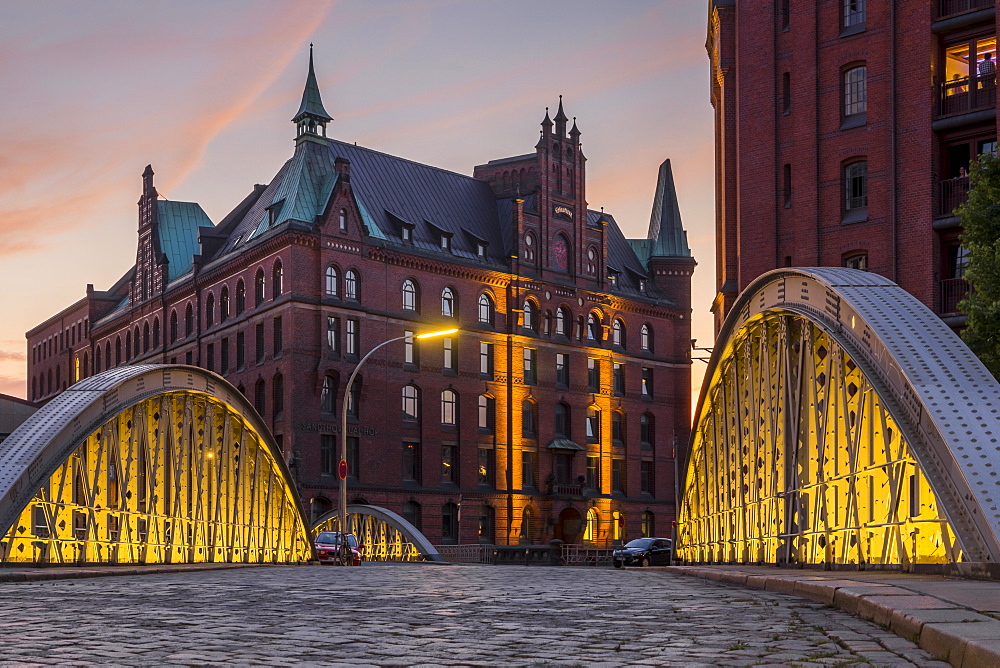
[0,563,950,667]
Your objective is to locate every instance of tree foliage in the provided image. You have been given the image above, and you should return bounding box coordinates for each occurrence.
[957,151,1000,378]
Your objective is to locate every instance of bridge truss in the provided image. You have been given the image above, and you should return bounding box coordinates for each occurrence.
[0,366,314,565]
[679,269,1000,571]
[313,505,443,562]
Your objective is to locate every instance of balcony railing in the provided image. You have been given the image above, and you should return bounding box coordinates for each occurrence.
[937,77,996,118]
[936,0,994,20]
[552,484,583,496]
[938,175,970,217]
[940,277,970,315]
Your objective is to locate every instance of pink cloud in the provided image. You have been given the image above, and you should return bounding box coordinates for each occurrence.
[0,375,26,399]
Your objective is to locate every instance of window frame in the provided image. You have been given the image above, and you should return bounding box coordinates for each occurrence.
[843,158,869,223]
[842,64,867,129]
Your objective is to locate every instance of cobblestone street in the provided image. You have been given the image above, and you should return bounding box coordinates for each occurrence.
[0,563,948,666]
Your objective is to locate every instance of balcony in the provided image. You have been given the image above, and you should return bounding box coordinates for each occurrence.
[937,77,996,118]
[940,277,970,315]
[552,484,583,496]
[936,0,994,20]
[937,175,971,217]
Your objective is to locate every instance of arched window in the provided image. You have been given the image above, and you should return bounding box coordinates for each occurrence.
[521,398,536,438]
[272,373,284,418]
[254,379,266,415]
[82,353,88,378]
[516,506,536,543]
[555,403,570,438]
[640,413,655,448]
[478,293,494,326]
[442,502,459,544]
[272,260,283,299]
[142,322,150,353]
[478,394,495,432]
[583,507,599,542]
[321,375,335,413]
[612,410,625,445]
[345,270,359,300]
[206,293,215,327]
[555,307,569,336]
[325,266,339,297]
[106,342,112,368]
[402,384,420,422]
[402,501,422,531]
[612,319,624,347]
[133,326,140,354]
[339,208,347,232]
[586,246,598,275]
[125,331,132,361]
[523,231,535,262]
[184,303,193,337]
[586,406,601,442]
[441,389,458,425]
[152,318,160,349]
[236,280,246,314]
[95,345,102,374]
[641,511,655,538]
[220,286,230,321]
[640,324,652,352]
[47,369,52,394]
[255,269,265,306]
[441,287,455,317]
[587,313,601,341]
[523,300,536,331]
[402,279,418,311]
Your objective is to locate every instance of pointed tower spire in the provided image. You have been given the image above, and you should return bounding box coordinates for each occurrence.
[646,159,691,257]
[292,44,333,142]
[554,95,568,137]
[569,116,580,143]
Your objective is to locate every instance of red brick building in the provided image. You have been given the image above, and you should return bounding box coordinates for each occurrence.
[26,52,695,547]
[707,0,994,332]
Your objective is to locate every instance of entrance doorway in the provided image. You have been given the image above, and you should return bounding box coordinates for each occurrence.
[555,507,583,544]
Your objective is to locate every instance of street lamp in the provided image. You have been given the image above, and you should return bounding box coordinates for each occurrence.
[338,327,459,538]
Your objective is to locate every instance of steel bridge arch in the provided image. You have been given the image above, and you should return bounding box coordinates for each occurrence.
[0,365,315,565]
[679,268,1000,572]
[313,505,444,562]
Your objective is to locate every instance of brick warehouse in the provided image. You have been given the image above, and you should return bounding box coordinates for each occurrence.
[707,0,994,333]
[25,51,695,547]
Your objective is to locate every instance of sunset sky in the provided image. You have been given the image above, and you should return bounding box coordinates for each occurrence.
[0,0,715,401]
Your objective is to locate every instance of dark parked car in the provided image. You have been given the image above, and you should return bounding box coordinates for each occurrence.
[612,537,672,568]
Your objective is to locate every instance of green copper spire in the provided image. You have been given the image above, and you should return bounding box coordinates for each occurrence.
[646,159,691,257]
[293,44,332,140]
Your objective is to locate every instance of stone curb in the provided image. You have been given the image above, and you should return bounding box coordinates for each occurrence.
[0,562,286,584]
[663,566,1000,668]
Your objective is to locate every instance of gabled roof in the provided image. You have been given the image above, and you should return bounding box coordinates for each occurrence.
[157,201,213,281]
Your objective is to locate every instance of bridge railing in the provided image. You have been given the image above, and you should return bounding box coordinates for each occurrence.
[561,544,614,567]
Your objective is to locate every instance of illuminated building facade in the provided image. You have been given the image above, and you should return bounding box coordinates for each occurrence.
[25,52,694,547]
[707,0,995,333]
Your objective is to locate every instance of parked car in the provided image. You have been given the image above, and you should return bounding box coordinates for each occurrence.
[612,537,672,568]
[315,531,363,566]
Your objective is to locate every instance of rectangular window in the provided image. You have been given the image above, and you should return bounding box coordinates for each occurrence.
[641,461,654,495]
[443,337,455,372]
[347,436,359,481]
[612,459,626,493]
[326,316,339,357]
[522,451,536,489]
[185,351,193,365]
[403,442,421,483]
[843,0,865,29]
[845,161,868,213]
[556,353,569,386]
[255,323,265,364]
[221,337,229,374]
[273,317,282,356]
[206,343,215,372]
[586,456,600,491]
[347,383,360,418]
[641,367,653,398]
[321,434,335,475]
[478,395,495,432]
[346,319,359,357]
[780,0,789,30]
[783,163,792,208]
[613,363,625,396]
[480,342,494,378]
[554,453,573,484]
[442,445,457,484]
[478,448,494,486]
[523,347,536,384]
[404,330,415,365]
[843,66,867,121]
[588,358,600,392]
[236,331,245,370]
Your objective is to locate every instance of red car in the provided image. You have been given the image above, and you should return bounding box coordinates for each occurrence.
[315,531,363,566]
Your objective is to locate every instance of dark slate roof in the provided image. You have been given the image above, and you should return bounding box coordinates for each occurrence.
[293,49,332,123]
[642,159,691,259]
[157,201,213,281]
[595,210,651,296]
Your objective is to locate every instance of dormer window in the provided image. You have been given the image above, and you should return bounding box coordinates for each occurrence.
[608,271,619,287]
[477,242,487,258]
[639,279,647,292]
[402,225,413,243]
[440,233,452,252]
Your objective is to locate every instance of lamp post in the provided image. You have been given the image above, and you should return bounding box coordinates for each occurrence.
[339,327,459,537]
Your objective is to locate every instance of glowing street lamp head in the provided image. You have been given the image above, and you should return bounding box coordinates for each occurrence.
[416,328,459,339]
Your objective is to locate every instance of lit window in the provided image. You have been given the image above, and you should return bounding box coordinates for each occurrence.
[641,367,653,398]
[583,508,598,542]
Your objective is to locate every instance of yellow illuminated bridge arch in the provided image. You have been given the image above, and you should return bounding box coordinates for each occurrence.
[679,268,1000,573]
[0,365,314,564]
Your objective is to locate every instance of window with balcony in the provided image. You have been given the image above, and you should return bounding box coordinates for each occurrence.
[940,36,997,117]
[942,241,970,314]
